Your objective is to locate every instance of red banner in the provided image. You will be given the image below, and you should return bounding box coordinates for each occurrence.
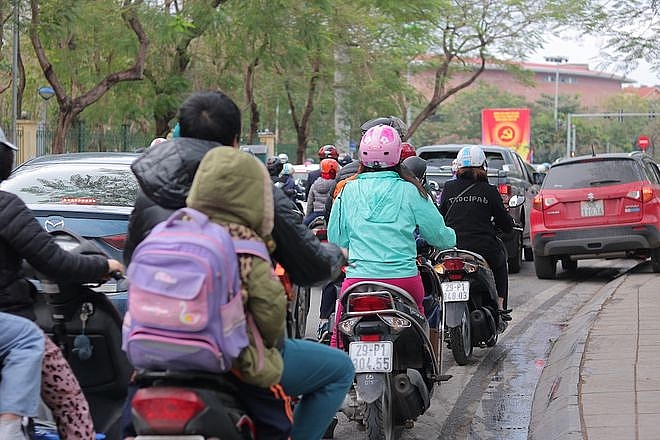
[481,108,531,161]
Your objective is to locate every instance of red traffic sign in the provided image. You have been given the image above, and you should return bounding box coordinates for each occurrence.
[637,135,650,150]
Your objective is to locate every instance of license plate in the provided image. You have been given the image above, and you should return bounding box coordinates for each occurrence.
[442,281,470,302]
[580,200,604,217]
[349,341,393,373]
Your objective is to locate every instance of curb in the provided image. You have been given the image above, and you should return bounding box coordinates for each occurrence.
[528,275,627,440]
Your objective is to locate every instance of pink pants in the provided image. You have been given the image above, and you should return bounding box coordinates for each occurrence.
[41,335,96,440]
[330,274,425,347]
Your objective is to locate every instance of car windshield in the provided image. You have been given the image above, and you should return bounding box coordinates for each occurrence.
[543,158,642,189]
[3,163,138,207]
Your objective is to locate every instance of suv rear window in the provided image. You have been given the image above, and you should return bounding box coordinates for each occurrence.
[543,158,643,189]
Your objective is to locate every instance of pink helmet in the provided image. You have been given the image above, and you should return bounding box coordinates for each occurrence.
[359,125,402,168]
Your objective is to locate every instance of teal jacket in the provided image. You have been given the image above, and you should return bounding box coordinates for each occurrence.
[328,171,456,279]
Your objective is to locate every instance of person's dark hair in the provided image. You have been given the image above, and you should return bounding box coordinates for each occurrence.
[357,162,427,198]
[456,166,488,182]
[0,145,14,181]
[177,91,241,146]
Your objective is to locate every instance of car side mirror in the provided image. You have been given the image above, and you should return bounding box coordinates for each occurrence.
[508,195,525,208]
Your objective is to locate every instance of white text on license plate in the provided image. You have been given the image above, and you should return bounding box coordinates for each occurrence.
[580,200,604,217]
[442,281,470,302]
[349,341,393,373]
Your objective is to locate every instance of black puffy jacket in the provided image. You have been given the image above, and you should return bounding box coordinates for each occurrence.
[124,137,344,286]
[0,191,108,319]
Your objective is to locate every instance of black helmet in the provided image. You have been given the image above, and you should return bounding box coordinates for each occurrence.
[338,153,353,167]
[266,156,283,177]
[360,116,408,140]
[402,156,427,183]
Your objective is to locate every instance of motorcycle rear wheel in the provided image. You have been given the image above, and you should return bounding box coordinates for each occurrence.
[364,374,394,440]
[449,307,473,365]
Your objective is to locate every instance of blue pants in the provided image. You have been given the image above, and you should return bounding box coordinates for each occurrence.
[280,338,354,440]
[0,312,44,416]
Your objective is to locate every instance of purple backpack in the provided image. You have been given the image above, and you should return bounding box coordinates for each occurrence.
[123,207,270,374]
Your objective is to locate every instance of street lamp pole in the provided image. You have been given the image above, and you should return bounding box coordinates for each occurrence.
[544,56,568,129]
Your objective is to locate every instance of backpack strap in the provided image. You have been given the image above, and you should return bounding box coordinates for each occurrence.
[234,239,271,262]
[233,237,272,373]
[166,207,211,228]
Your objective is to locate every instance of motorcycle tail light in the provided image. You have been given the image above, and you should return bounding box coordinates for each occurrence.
[360,334,381,342]
[100,233,127,250]
[348,293,394,312]
[441,258,465,272]
[132,387,205,434]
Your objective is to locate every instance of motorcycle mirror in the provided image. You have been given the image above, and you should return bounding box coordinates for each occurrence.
[428,181,440,192]
[508,195,525,208]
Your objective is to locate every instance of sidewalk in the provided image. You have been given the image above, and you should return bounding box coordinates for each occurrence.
[529,269,660,440]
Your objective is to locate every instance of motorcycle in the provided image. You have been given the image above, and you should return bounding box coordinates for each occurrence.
[431,246,501,366]
[129,369,255,440]
[431,195,524,365]
[26,230,132,440]
[334,258,444,440]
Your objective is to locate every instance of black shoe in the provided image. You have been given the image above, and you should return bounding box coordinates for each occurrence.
[499,308,512,321]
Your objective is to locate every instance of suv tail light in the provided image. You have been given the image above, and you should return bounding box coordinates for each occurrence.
[132,387,205,434]
[533,195,558,211]
[642,187,654,203]
[498,184,511,205]
[498,184,511,195]
[624,187,653,203]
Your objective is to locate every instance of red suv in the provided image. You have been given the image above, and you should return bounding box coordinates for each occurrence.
[530,152,660,279]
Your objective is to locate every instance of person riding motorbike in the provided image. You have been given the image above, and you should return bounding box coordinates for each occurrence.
[303,158,338,226]
[438,145,514,320]
[327,124,456,347]
[0,128,125,440]
[266,155,284,184]
[0,312,45,440]
[123,90,352,440]
[317,117,412,342]
[305,144,339,199]
[277,163,298,201]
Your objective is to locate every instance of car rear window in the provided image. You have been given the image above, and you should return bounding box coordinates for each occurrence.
[419,150,506,170]
[3,164,138,207]
[543,158,643,189]
[419,151,457,168]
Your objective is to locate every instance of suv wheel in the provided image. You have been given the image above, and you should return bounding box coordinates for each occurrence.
[561,257,578,273]
[534,255,557,279]
[508,230,523,274]
[651,248,660,273]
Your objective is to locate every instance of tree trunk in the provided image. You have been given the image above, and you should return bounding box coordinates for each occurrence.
[244,57,260,145]
[29,0,148,154]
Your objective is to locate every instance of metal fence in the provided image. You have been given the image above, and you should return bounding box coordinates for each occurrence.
[35,124,153,155]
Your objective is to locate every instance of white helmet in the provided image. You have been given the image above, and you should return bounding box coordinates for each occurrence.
[280,162,294,176]
[278,153,289,164]
[456,146,486,169]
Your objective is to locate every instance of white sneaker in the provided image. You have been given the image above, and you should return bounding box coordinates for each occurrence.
[0,418,29,440]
